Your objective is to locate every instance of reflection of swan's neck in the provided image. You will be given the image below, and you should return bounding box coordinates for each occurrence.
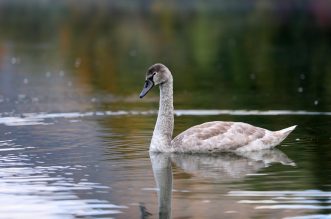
[150,77,174,152]
[150,153,172,219]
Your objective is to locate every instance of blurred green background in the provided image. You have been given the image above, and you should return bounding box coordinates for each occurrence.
[1,0,331,112]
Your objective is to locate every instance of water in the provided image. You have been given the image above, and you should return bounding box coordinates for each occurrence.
[1,1,331,218]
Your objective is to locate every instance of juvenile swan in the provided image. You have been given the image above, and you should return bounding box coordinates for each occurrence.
[139,63,296,153]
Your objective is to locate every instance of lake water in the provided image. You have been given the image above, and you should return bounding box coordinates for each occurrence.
[0,1,331,218]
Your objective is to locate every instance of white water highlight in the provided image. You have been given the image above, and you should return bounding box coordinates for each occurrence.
[0,109,330,126]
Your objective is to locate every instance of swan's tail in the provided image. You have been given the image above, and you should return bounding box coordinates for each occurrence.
[236,125,297,152]
[274,125,297,144]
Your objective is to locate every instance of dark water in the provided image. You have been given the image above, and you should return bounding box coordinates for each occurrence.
[0,1,331,218]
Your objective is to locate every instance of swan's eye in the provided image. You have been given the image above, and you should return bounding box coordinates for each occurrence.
[148,72,157,81]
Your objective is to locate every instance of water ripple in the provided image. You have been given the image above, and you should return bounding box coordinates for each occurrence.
[0,109,330,126]
[228,190,331,214]
[0,140,127,218]
[284,214,331,219]
[228,190,331,197]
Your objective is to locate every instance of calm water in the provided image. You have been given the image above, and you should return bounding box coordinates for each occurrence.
[1,1,331,218]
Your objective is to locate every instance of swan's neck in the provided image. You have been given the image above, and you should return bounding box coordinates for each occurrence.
[150,78,174,152]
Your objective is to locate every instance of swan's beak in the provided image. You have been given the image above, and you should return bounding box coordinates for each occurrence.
[139,79,154,98]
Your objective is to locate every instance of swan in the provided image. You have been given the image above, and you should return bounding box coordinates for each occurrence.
[139,63,296,153]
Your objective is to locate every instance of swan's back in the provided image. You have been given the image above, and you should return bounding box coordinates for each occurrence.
[171,121,296,153]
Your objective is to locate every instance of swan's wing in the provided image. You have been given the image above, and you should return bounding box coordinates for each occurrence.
[171,121,271,152]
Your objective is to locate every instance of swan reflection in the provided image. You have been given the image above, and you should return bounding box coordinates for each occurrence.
[171,149,295,180]
[150,152,173,219]
[149,149,295,218]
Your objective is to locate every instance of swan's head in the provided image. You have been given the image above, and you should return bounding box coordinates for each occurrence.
[139,63,172,98]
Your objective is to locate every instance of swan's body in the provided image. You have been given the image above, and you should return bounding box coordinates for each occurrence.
[140,63,296,153]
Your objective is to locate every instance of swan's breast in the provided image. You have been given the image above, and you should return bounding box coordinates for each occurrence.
[171,121,273,152]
